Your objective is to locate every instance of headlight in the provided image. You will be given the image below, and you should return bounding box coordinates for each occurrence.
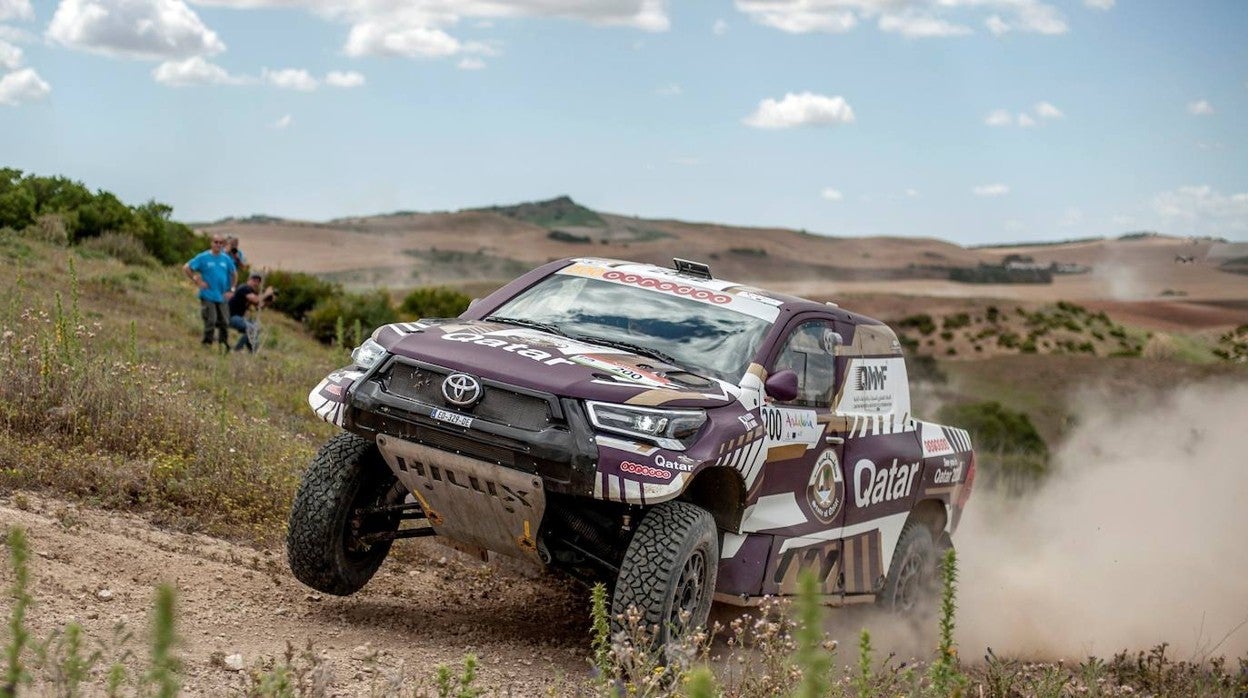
[350,337,388,370]
[585,401,706,451]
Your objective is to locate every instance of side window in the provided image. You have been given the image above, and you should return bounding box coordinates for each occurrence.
[773,320,840,408]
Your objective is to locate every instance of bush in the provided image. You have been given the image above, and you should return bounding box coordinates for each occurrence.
[940,401,1048,492]
[399,286,472,319]
[78,232,159,268]
[263,270,342,322]
[899,313,936,336]
[305,290,397,344]
[547,230,592,244]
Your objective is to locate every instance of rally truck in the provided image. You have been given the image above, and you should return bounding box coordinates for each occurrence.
[288,257,975,645]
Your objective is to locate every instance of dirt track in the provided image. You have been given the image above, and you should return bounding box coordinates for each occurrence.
[0,493,592,695]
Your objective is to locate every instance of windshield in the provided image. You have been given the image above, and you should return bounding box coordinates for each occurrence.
[492,272,773,383]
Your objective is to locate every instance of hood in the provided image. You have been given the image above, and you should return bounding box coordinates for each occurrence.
[371,320,734,408]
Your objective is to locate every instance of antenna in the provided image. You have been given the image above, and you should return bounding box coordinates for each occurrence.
[673,258,713,280]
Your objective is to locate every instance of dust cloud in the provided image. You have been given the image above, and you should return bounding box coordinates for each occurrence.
[1092,259,1148,300]
[956,381,1248,659]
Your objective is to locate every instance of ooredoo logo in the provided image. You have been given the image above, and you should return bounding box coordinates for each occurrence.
[602,270,732,305]
[619,460,672,480]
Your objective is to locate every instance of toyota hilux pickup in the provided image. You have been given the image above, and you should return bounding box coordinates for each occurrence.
[288,257,975,646]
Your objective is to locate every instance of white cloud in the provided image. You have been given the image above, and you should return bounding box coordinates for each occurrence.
[195,0,667,63]
[345,22,460,58]
[1187,100,1214,116]
[743,92,854,129]
[272,114,291,129]
[456,57,485,70]
[736,0,1067,37]
[985,109,1013,127]
[973,183,1010,197]
[987,101,1063,127]
[152,55,245,86]
[878,12,972,38]
[1034,101,1064,119]
[324,69,364,87]
[1059,207,1083,227]
[0,38,20,70]
[656,82,681,96]
[0,66,49,105]
[821,188,843,201]
[0,0,33,22]
[736,2,856,33]
[1153,185,1248,234]
[1085,0,1114,9]
[263,67,317,91]
[713,18,728,35]
[905,188,919,198]
[47,0,225,60]
[671,157,699,166]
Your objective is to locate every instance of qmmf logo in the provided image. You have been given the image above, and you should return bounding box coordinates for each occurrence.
[856,364,888,391]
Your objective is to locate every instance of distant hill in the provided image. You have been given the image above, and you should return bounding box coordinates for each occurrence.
[200,197,1248,305]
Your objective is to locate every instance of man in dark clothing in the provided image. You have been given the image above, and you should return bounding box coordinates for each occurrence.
[228,273,275,353]
[183,236,237,350]
[226,236,248,276]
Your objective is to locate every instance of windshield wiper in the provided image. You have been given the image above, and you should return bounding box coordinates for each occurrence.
[570,335,680,366]
[485,316,567,336]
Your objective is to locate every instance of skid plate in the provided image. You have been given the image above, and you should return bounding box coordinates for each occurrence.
[375,434,545,563]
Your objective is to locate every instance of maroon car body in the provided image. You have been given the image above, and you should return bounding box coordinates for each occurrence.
[292,257,975,638]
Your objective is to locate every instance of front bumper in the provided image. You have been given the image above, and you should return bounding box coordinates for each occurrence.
[342,355,601,498]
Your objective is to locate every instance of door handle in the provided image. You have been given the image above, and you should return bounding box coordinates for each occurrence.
[825,436,844,445]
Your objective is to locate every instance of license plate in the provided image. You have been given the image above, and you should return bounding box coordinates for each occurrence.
[431,408,473,429]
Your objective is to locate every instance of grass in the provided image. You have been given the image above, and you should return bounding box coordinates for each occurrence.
[0,234,340,542]
[6,520,1248,695]
[3,232,1248,695]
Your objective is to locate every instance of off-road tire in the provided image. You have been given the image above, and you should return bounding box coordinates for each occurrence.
[877,520,939,615]
[610,501,718,648]
[287,431,401,596]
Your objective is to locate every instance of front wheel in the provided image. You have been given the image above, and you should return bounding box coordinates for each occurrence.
[877,520,940,615]
[287,431,402,595]
[610,501,719,649]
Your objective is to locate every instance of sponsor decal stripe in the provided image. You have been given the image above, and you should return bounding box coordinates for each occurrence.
[868,531,881,591]
[923,485,957,497]
[842,537,857,592]
[765,443,807,463]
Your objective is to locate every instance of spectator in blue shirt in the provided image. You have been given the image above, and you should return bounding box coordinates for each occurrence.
[183,236,238,350]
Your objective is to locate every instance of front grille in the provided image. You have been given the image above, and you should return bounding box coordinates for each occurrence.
[383,362,554,431]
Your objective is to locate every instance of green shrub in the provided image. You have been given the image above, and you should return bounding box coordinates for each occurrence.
[264,270,343,321]
[305,290,397,344]
[78,232,159,268]
[940,401,1046,456]
[899,313,936,335]
[547,230,592,244]
[941,401,1049,493]
[399,286,472,319]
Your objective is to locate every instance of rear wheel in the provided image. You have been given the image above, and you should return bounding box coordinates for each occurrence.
[610,501,718,649]
[877,520,939,615]
[287,431,402,595]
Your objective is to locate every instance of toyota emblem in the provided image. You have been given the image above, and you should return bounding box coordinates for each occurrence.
[441,373,483,408]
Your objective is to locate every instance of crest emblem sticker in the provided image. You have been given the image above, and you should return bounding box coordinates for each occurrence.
[806,449,845,524]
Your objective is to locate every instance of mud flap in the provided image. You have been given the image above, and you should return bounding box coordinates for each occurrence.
[375,434,546,563]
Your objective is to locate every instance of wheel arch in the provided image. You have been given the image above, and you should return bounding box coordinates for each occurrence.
[678,466,747,533]
[905,498,948,538]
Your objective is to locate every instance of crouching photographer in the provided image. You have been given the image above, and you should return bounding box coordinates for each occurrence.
[227,273,276,353]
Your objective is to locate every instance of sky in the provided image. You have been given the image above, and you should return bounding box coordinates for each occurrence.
[1,0,1246,245]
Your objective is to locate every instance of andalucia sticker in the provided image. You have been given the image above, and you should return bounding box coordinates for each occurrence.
[807,449,845,524]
